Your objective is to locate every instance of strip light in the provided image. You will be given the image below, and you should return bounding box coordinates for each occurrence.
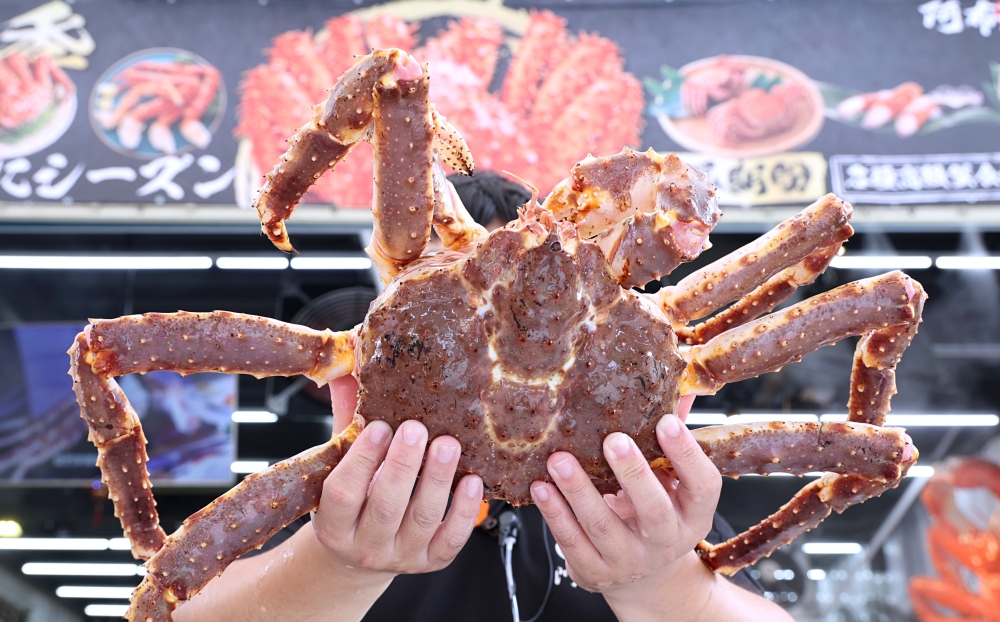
[802,542,863,555]
[907,465,935,478]
[290,256,373,270]
[0,255,212,270]
[0,537,131,551]
[85,604,130,617]
[936,256,1000,270]
[231,461,269,474]
[727,413,819,424]
[215,257,289,270]
[231,411,278,423]
[806,569,827,581]
[685,413,729,425]
[57,586,135,599]
[22,563,143,576]
[830,255,932,270]
[821,413,999,426]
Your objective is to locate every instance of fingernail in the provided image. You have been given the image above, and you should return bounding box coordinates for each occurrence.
[531,483,550,502]
[368,423,389,445]
[402,421,424,446]
[436,442,458,463]
[608,433,631,457]
[552,457,574,479]
[659,414,682,438]
[464,476,482,498]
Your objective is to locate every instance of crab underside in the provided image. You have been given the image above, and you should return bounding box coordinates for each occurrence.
[67,49,927,621]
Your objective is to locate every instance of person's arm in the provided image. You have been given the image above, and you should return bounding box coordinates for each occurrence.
[530,396,795,621]
[174,377,484,622]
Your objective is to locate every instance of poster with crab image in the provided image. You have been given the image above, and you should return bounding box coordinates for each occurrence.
[0,1,94,159]
[233,2,644,209]
[90,48,225,159]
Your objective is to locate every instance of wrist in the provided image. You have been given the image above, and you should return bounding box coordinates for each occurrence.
[305,522,395,593]
[603,551,717,622]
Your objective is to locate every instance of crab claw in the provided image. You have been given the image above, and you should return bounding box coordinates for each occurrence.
[148,121,177,154]
[117,116,145,150]
[179,119,212,149]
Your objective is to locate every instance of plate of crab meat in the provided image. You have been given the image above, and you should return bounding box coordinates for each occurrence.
[652,55,825,158]
[89,48,224,158]
[0,51,77,159]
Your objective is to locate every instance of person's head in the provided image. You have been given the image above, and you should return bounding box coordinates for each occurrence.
[447,172,532,231]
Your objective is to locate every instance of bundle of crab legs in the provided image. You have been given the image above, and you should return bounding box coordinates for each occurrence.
[69,50,929,621]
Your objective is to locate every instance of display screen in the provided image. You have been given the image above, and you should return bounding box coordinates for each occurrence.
[0,324,236,485]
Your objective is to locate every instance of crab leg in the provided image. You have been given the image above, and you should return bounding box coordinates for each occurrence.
[71,312,356,562]
[676,244,840,345]
[659,194,854,327]
[680,271,924,395]
[128,418,362,622]
[542,148,721,288]
[252,49,474,266]
[696,460,916,575]
[652,421,909,481]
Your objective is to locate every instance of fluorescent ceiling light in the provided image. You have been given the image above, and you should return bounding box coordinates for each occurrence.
[215,257,289,270]
[907,465,935,478]
[22,563,143,576]
[0,538,109,551]
[802,542,862,555]
[936,256,1000,270]
[0,256,212,270]
[290,256,373,270]
[0,520,22,538]
[830,255,932,270]
[685,413,728,425]
[108,538,131,550]
[806,569,827,581]
[57,586,135,599]
[231,461,269,474]
[822,413,998,426]
[727,413,819,424]
[85,604,130,617]
[232,411,278,423]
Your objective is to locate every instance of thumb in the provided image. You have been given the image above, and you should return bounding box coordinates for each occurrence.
[329,375,360,436]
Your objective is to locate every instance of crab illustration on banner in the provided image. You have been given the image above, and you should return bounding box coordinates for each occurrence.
[234,4,644,208]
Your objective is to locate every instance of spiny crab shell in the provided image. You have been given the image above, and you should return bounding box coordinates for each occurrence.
[357,206,682,504]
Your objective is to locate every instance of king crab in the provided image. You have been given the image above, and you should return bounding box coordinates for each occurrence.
[69,49,925,621]
[0,51,75,131]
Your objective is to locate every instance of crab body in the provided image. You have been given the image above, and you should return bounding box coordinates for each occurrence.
[66,50,930,621]
[358,212,683,505]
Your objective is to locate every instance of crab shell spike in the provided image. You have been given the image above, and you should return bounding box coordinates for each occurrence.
[542,148,721,288]
[431,107,474,175]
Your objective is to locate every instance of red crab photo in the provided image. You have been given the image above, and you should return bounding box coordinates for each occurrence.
[0,50,77,159]
[650,55,825,158]
[235,8,644,208]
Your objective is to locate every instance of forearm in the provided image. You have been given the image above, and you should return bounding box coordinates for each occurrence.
[604,552,794,622]
[173,523,393,622]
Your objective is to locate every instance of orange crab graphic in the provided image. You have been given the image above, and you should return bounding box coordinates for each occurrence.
[236,10,644,207]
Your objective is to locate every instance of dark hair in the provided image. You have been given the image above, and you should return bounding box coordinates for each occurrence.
[447,172,532,227]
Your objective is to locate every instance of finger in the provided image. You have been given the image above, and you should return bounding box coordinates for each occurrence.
[530,481,604,570]
[426,474,483,567]
[316,421,392,535]
[397,436,462,548]
[329,375,360,435]
[603,433,675,537]
[676,394,696,423]
[546,452,633,561]
[357,420,428,543]
[656,415,721,531]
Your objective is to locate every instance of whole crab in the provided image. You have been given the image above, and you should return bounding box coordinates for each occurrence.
[70,50,925,621]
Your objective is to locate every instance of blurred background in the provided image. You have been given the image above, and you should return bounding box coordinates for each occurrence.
[1,0,999,620]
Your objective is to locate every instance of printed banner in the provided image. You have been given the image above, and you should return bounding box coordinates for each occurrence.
[830,152,1000,204]
[1,0,999,208]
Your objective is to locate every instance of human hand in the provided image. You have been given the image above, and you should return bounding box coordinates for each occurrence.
[529,395,723,609]
[310,376,484,583]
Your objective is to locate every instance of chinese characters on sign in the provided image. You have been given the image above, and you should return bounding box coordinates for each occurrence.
[0,154,236,202]
[1,0,95,69]
[919,0,999,37]
[677,152,828,206]
[830,153,1000,204]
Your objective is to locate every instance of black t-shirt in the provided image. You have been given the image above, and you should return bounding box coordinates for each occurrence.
[248,504,762,621]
